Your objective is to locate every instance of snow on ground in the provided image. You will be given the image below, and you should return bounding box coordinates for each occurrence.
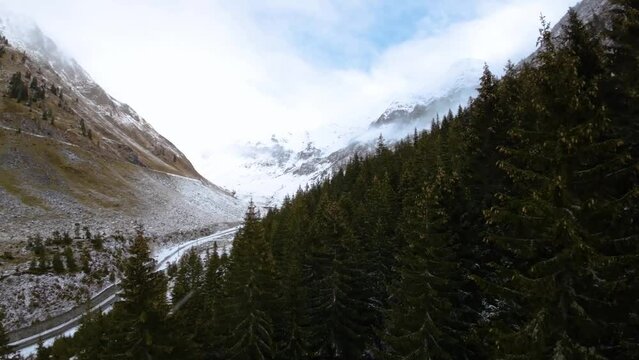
[153,225,239,271]
[5,226,240,358]
[18,327,77,358]
[0,238,123,331]
[1,225,239,334]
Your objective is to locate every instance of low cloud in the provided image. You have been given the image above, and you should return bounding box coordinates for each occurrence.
[0,0,577,187]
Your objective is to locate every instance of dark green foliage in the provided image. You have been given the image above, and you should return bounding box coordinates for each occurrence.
[303,194,373,358]
[28,234,46,256]
[29,77,45,102]
[91,232,103,250]
[384,146,474,359]
[55,227,174,359]
[69,309,115,360]
[42,108,54,124]
[41,5,639,359]
[109,226,172,359]
[8,72,28,102]
[477,13,639,358]
[52,252,65,274]
[220,202,277,359]
[46,230,71,246]
[81,248,91,274]
[35,340,52,360]
[166,262,178,278]
[64,246,78,273]
[37,252,48,274]
[171,249,203,304]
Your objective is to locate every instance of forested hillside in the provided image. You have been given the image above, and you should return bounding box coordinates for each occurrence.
[15,1,639,359]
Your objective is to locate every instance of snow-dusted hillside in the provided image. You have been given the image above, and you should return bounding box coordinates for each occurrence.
[0,13,244,251]
[0,11,201,178]
[0,10,238,347]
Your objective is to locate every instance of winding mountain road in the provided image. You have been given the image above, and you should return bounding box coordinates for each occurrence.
[8,226,240,355]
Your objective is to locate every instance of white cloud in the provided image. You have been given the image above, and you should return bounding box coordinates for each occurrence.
[0,0,577,190]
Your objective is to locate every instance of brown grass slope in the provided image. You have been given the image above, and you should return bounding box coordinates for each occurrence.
[0,31,243,256]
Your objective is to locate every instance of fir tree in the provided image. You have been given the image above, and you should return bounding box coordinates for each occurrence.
[81,249,91,274]
[198,242,226,358]
[72,305,114,360]
[384,154,472,359]
[265,197,312,360]
[221,201,277,360]
[171,249,204,303]
[110,226,171,359]
[37,252,48,274]
[8,72,28,102]
[482,14,636,358]
[304,194,370,359]
[52,252,65,274]
[64,246,78,273]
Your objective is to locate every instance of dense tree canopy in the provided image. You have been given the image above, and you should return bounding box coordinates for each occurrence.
[42,3,639,359]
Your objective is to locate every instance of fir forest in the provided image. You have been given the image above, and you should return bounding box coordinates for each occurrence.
[1,0,638,359]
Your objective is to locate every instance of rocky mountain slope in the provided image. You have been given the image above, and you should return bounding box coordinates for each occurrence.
[552,0,608,34]
[0,15,244,260]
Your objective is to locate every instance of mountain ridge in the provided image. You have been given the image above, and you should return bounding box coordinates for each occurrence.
[0,14,204,180]
[0,14,244,256]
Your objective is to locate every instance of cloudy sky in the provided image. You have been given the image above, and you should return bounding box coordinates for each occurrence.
[0,0,577,188]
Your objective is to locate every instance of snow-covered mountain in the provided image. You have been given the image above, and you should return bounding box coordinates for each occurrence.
[0,12,244,247]
[233,59,483,206]
[232,0,611,207]
[226,123,363,207]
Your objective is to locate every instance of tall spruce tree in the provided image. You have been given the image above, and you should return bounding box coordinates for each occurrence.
[170,247,209,359]
[171,249,204,302]
[483,14,637,358]
[267,197,312,360]
[222,202,277,360]
[8,72,28,102]
[384,140,472,359]
[602,1,639,355]
[198,242,226,359]
[110,227,171,359]
[607,0,639,161]
[72,306,115,360]
[64,246,78,273]
[304,194,370,359]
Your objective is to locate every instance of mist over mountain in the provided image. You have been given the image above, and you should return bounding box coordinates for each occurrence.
[227,59,483,206]
[225,0,613,206]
